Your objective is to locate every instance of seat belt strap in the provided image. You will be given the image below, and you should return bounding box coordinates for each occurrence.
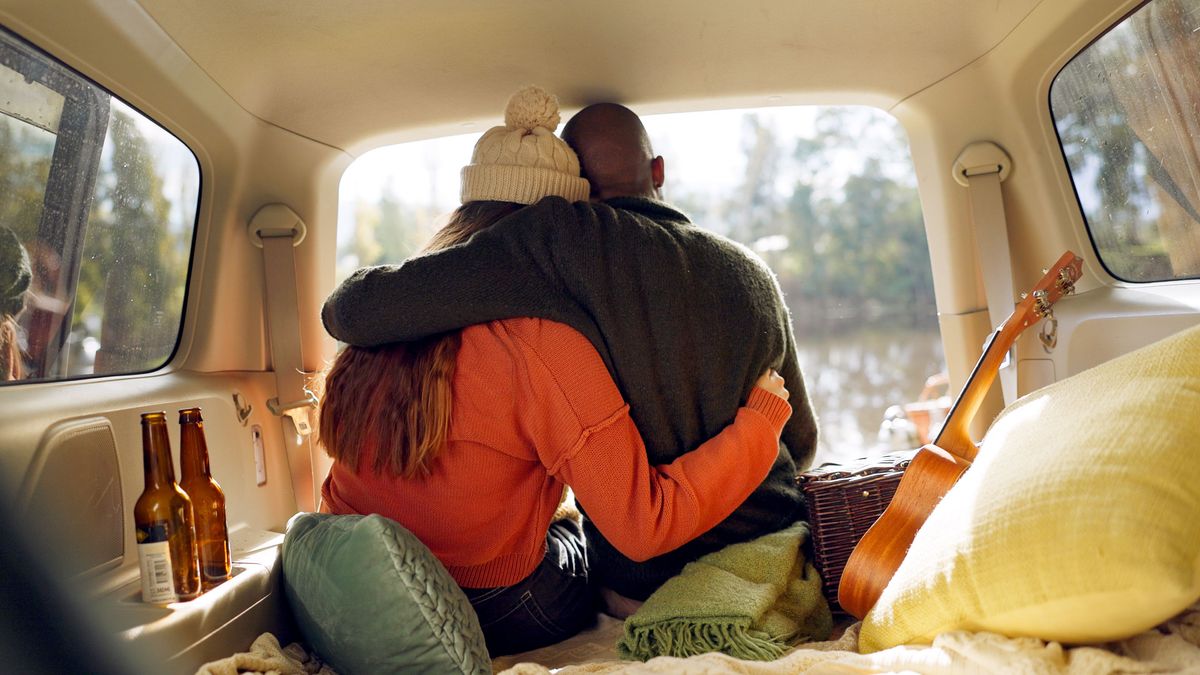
[251,204,318,512]
[955,142,1017,405]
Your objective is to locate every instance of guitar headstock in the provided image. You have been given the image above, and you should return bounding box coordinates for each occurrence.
[1014,251,1083,329]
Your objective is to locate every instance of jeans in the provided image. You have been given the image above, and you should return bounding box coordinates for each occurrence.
[462,519,596,657]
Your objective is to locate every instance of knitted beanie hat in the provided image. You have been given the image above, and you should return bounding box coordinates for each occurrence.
[0,227,31,318]
[460,85,590,205]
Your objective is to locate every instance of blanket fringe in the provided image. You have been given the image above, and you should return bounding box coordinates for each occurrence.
[620,619,786,662]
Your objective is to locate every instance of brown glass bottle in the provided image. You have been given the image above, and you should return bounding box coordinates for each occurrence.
[178,407,231,589]
[134,412,200,602]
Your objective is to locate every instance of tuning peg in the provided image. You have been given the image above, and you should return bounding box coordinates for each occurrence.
[1032,289,1051,316]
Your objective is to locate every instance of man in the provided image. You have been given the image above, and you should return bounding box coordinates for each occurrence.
[322,102,818,602]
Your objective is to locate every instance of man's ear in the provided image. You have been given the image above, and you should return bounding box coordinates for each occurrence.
[651,155,665,190]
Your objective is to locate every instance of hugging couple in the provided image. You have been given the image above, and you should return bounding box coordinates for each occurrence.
[318,85,818,656]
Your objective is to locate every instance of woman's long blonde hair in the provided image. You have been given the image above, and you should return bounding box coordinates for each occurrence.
[317,201,520,477]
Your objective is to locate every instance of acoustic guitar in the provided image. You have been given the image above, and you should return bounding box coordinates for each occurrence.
[837,251,1084,620]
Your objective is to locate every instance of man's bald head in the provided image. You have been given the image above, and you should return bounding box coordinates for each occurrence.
[561,103,664,201]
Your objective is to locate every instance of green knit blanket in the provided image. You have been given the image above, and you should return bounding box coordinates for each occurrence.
[617,522,832,662]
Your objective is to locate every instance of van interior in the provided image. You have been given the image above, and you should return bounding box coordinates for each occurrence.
[1,0,1199,672]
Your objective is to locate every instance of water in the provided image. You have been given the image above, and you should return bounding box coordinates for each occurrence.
[793,317,946,467]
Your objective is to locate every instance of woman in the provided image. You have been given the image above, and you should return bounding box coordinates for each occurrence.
[317,87,792,656]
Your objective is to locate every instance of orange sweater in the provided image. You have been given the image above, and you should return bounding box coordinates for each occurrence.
[321,317,791,588]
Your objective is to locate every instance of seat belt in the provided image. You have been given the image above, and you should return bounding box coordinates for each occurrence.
[250,204,319,512]
[954,142,1017,405]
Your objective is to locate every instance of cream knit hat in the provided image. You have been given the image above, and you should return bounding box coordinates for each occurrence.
[460,85,590,204]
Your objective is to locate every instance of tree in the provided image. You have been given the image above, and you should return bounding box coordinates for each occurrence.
[0,117,53,243]
[337,184,443,282]
[728,114,785,247]
[709,106,936,333]
[82,110,182,373]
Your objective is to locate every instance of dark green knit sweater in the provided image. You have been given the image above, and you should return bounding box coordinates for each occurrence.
[322,196,819,599]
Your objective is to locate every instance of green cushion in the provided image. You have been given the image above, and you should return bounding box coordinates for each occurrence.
[282,512,490,675]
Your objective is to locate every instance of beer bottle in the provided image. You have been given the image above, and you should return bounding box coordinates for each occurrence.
[178,407,231,589]
[134,412,200,602]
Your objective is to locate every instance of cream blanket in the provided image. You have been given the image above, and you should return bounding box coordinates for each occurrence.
[195,633,337,675]
[497,602,1200,674]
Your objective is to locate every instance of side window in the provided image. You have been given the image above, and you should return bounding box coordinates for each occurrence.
[338,107,941,465]
[1051,0,1200,282]
[0,27,199,384]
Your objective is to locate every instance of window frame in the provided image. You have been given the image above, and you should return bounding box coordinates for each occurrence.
[1047,0,1200,286]
[0,24,203,386]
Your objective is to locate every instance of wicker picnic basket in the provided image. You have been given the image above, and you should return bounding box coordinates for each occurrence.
[797,451,914,611]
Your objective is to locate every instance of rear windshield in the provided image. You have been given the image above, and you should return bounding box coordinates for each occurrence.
[338,106,941,465]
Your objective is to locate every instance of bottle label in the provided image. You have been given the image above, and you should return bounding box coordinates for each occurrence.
[137,521,176,603]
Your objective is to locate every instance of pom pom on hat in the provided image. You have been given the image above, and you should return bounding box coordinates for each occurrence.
[461,85,589,205]
[504,85,561,132]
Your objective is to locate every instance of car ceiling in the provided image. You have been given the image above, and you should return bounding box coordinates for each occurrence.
[134,0,1045,152]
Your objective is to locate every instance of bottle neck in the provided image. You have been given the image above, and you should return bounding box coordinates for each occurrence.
[141,421,176,489]
[179,421,212,479]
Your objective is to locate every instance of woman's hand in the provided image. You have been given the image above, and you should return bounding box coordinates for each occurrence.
[754,369,789,401]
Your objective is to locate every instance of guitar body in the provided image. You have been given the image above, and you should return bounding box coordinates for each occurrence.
[836,251,1083,620]
[837,444,972,620]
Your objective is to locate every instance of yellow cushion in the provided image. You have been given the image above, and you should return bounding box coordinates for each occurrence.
[859,323,1200,652]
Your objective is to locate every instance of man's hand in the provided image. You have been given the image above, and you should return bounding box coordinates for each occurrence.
[754,369,789,401]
